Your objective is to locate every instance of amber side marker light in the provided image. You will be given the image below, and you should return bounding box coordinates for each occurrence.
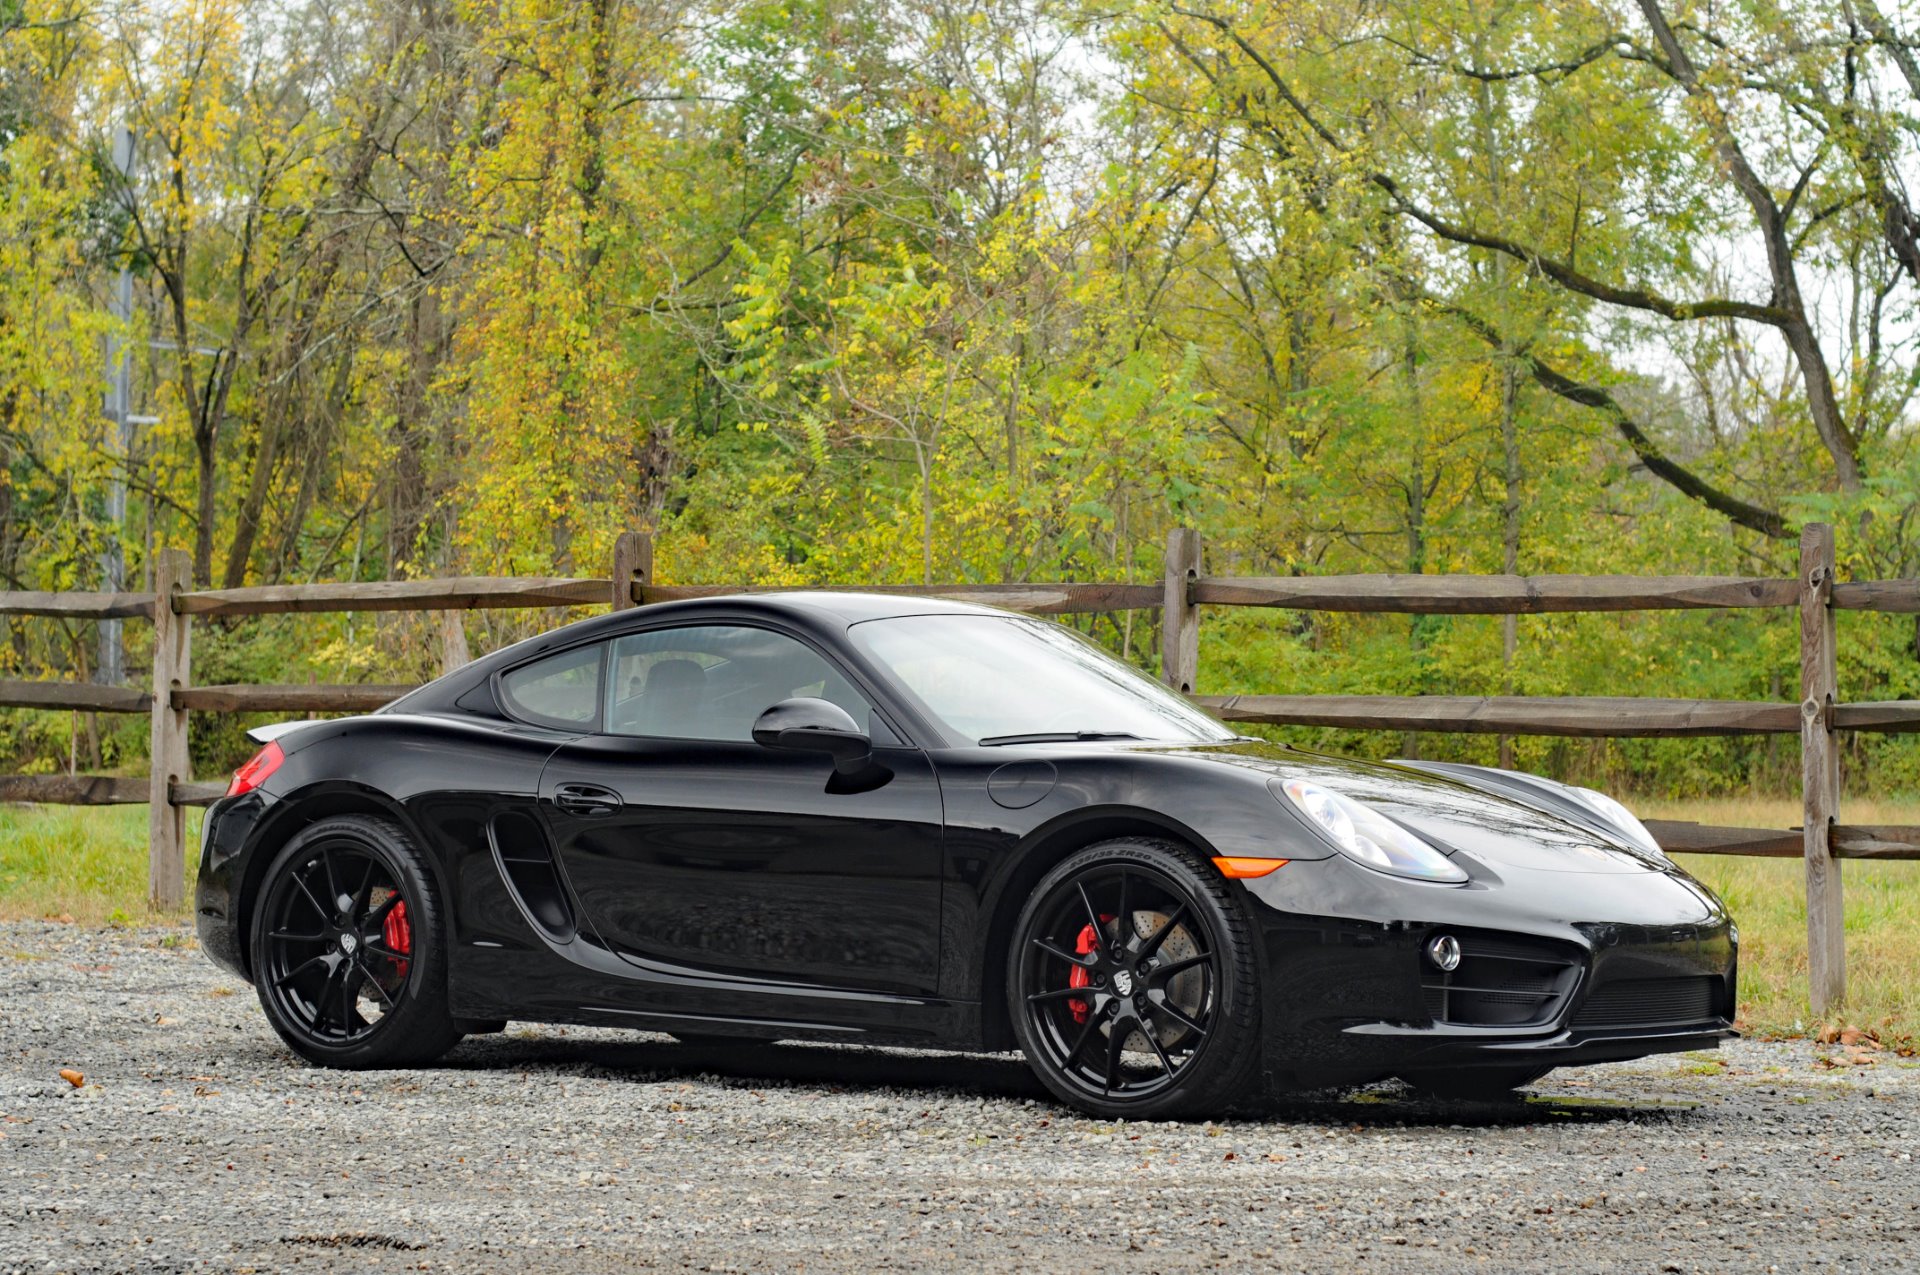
[1211,856,1289,879]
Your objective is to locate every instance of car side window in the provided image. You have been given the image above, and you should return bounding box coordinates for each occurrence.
[499,643,603,730]
[604,625,883,743]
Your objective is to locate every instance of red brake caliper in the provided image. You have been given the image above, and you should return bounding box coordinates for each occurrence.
[1067,914,1114,1024]
[383,899,412,978]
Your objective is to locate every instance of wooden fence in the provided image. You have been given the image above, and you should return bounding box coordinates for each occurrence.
[2,522,1914,1017]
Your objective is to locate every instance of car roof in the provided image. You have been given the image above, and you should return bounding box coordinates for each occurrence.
[387,591,1022,716]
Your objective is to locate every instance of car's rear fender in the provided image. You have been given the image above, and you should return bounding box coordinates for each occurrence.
[218,780,437,982]
[215,714,571,979]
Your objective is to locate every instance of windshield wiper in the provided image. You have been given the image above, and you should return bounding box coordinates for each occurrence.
[977,730,1144,746]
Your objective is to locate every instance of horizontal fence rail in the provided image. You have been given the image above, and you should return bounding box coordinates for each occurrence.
[638,581,1164,614]
[176,576,614,617]
[13,571,1920,622]
[1643,820,1920,860]
[171,684,417,713]
[0,774,224,806]
[1193,573,1801,613]
[1201,694,1804,737]
[0,591,157,619]
[0,523,1907,1015]
[0,680,152,713]
[1833,581,1920,611]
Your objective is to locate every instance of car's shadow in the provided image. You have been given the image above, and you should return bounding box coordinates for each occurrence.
[397,1032,1704,1129]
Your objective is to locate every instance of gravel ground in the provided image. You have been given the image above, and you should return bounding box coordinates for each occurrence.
[2,921,1915,1274]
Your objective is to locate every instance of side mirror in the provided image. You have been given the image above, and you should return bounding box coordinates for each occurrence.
[752,697,873,775]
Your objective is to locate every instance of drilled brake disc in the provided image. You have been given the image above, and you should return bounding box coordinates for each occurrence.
[1102,910,1205,1053]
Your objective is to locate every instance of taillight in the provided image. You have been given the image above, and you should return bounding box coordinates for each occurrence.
[227,741,285,797]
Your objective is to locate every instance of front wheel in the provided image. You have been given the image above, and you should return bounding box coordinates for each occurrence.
[1008,838,1262,1119]
[250,814,465,1069]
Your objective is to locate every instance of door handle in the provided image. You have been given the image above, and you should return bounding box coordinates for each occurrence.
[554,783,622,816]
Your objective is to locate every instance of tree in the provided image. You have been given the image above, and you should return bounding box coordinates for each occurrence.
[1151,0,1920,523]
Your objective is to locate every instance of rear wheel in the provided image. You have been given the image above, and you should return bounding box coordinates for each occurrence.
[1398,1066,1553,1100]
[250,815,465,1069]
[1008,838,1261,1119]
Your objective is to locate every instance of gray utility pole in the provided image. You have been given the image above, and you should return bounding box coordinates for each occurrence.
[97,126,136,687]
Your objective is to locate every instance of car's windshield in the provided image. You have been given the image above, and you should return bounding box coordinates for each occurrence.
[848,614,1236,746]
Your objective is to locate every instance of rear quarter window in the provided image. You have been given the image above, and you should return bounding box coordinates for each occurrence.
[498,643,603,730]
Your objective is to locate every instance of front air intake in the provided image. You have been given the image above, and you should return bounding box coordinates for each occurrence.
[1571,976,1721,1031]
[1421,932,1583,1028]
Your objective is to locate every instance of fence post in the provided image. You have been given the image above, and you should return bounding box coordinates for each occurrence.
[1799,522,1845,1018]
[147,548,192,911]
[611,530,652,611]
[1161,527,1202,693]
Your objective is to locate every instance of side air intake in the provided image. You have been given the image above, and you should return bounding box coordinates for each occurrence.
[489,810,577,942]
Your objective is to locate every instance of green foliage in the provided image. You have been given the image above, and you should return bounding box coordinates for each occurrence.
[3,0,1920,794]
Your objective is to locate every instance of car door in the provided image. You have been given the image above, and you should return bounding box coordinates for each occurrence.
[535,622,946,996]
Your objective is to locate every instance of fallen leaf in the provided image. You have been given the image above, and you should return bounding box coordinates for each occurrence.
[58,1069,83,1088]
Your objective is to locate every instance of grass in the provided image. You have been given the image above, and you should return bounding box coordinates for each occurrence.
[2,796,1915,1044]
[1640,795,1920,1047]
[0,804,202,927]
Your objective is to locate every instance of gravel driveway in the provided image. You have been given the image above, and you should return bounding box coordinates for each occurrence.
[2,921,1914,1273]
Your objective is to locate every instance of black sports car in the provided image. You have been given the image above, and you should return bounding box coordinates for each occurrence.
[195,592,1736,1117]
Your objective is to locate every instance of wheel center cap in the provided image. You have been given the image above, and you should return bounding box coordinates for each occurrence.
[338,933,358,956]
[1112,969,1135,997]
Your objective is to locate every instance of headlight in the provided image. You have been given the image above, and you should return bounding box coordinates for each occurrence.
[1272,779,1468,884]
[1569,787,1670,864]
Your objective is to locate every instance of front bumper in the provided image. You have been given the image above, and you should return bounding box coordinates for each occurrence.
[1239,854,1737,1089]
[1338,1019,1733,1072]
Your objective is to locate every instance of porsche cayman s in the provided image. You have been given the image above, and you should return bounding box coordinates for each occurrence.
[195,592,1736,1117]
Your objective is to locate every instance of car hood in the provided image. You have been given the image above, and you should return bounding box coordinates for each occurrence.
[1144,739,1663,875]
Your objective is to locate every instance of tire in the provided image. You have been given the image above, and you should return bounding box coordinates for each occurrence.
[1007,837,1262,1119]
[1399,1066,1553,1100]
[249,814,466,1069]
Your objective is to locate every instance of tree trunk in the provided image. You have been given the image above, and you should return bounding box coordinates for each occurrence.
[193,412,219,587]
[1401,309,1426,761]
[1499,358,1521,770]
[1635,0,1861,490]
[223,419,280,589]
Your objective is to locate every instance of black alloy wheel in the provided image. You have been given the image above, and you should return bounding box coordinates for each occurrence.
[251,815,465,1068]
[1009,838,1261,1119]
